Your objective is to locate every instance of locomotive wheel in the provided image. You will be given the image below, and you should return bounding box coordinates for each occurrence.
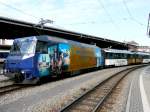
[14,74,24,83]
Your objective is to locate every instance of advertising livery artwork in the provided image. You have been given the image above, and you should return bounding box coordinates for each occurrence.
[38,54,50,77]
[47,43,70,74]
[59,44,70,66]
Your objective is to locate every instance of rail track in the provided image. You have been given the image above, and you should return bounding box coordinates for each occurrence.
[0,84,23,96]
[0,78,15,88]
[0,84,31,96]
[0,78,14,83]
[60,65,145,112]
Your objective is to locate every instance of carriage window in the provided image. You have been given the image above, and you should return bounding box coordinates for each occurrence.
[105,52,108,58]
[128,54,132,58]
[107,53,111,59]
[110,53,113,59]
[36,41,47,53]
[113,53,118,59]
[122,54,127,58]
[120,54,123,58]
[118,53,120,58]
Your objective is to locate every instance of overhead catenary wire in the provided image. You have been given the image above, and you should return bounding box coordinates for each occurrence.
[0,0,147,35]
[122,0,145,27]
[0,1,39,19]
[62,21,96,26]
[0,1,62,29]
[0,0,125,30]
[97,0,119,30]
[0,1,94,28]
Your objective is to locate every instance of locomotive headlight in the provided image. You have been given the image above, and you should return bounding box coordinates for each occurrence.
[21,70,25,74]
[0,69,3,74]
[3,69,7,74]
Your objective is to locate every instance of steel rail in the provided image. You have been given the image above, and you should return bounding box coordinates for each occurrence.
[0,84,31,96]
[93,66,140,112]
[60,65,146,112]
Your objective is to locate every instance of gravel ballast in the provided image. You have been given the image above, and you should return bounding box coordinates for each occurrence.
[0,65,141,112]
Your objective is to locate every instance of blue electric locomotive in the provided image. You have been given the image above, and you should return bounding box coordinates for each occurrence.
[4,35,104,84]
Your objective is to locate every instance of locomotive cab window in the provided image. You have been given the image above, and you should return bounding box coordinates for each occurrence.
[36,41,48,53]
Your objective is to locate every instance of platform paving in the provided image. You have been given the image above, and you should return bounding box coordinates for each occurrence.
[126,67,144,112]
[126,65,150,112]
[140,66,150,112]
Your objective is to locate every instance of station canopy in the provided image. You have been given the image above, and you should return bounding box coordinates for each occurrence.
[0,17,133,50]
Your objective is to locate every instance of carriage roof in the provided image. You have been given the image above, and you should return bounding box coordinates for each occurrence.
[103,48,133,54]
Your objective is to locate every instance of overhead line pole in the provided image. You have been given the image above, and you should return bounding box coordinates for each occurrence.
[147,13,150,36]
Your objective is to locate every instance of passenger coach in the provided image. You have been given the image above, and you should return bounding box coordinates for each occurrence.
[103,48,132,66]
[135,52,150,64]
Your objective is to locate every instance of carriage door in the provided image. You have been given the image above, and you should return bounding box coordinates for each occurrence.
[36,41,50,77]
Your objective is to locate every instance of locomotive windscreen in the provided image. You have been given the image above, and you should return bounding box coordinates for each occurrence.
[10,38,36,56]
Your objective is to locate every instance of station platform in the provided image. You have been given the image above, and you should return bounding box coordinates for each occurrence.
[140,66,150,112]
[126,66,150,112]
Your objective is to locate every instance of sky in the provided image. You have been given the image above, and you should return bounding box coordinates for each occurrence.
[0,0,150,46]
